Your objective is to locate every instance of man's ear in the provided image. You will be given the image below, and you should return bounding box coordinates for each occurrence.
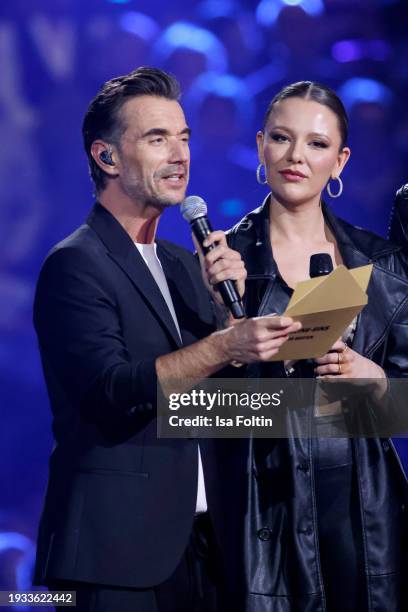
[91,141,119,176]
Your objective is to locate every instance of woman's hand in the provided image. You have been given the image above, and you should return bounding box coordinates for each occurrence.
[314,339,385,379]
[314,339,387,401]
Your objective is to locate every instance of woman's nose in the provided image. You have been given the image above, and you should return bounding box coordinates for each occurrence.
[287,140,305,164]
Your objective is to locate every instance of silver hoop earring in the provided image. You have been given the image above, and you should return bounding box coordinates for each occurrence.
[256,163,268,185]
[326,176,343,198]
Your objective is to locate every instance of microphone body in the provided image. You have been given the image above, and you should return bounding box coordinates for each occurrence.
[181,196,245,319]
[310,253,356,347]
[296,254,335,377]
[309,253,333,278]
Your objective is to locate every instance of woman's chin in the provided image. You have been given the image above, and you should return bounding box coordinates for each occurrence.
[271,189,321,209]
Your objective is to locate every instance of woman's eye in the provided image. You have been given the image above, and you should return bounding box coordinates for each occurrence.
[311,140,328,148]
[271,133,288,143]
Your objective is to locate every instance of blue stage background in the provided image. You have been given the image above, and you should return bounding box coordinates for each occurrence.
[1,0,407,606]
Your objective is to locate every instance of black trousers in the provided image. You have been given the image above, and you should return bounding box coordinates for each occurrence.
[312,429,367,612]
[48,514,221,612]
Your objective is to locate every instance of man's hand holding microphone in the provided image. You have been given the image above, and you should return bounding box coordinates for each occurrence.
[155,196,300,397]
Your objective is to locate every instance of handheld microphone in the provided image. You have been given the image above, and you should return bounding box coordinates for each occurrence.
[309,253,334,278]
[180,195,245,319]
[309,253,356,348]
[304,254,335,377]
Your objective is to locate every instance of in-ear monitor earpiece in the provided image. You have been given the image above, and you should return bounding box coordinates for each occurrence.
[100,149,114,166]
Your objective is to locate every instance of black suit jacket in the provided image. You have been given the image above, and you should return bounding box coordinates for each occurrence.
[33,203,216,588]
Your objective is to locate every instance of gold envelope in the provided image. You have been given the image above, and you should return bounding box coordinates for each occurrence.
[270,264,373,361]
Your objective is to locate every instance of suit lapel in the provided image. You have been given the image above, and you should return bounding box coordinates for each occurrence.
[157,243,200,346]
[109,249,183,348]
[87,203,183,348]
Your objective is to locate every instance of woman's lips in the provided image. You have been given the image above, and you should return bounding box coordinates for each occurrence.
[279,170,306,182]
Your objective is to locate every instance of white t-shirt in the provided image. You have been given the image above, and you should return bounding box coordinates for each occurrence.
[135,242,208,514]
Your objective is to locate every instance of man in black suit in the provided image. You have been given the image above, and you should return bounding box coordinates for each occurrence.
[33,67,299,611]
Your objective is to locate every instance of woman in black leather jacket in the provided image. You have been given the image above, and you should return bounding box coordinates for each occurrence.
[226,81,408,612]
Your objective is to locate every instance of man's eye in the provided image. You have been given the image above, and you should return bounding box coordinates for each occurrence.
[151,137,164,144]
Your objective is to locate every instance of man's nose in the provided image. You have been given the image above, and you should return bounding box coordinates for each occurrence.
[168,138,189,163]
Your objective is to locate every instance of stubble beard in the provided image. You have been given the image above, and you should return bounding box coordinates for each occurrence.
[123,165,189,211]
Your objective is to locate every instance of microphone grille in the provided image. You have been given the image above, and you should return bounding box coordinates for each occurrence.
[180,195,207,222]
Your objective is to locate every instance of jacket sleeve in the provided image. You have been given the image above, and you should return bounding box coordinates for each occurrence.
[371,254,408,435]
[33,246,157,426]
[383,319,408,378]
[379,251,408,378]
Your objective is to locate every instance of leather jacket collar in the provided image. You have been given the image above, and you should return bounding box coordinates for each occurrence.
[228,194,408,360]
[228,194,400,279]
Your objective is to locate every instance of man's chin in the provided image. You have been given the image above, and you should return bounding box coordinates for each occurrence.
[153,190,187,208]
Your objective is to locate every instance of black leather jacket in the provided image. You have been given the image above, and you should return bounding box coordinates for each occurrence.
[226,197,408,612]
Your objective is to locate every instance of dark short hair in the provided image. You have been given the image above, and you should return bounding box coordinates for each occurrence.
[262,81,349,149]
[82,66,181,192]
